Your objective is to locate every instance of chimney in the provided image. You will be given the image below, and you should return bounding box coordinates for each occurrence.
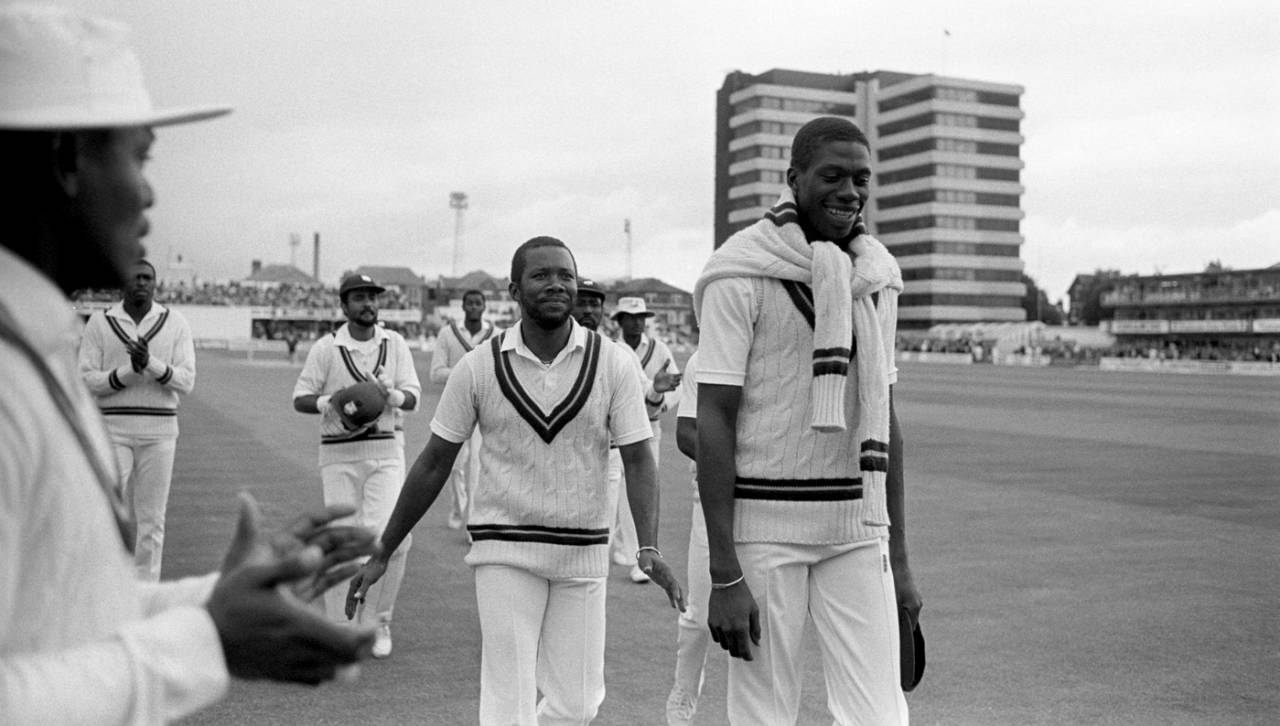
[312,232,320,283]
[251,259,261,274]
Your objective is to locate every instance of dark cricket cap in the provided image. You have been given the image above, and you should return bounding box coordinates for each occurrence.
[899,606,926,692]
[339,274,385,297]
[577,277,606,300]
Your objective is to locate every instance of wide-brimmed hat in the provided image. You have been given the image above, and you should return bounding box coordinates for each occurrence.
[577,277,606,300]
[611,296,654,320]
[339,274,386,297]
[0,5,231,130]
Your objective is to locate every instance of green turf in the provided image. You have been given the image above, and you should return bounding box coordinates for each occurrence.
[171,353,1280,725]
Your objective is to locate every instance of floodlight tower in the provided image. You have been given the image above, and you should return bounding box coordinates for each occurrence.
[449,192,468,277]
[289,233,300,268]
[623,218,633,280]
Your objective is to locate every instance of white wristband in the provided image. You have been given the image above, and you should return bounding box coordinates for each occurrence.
[315,395,332,414]
[386,389,406,408]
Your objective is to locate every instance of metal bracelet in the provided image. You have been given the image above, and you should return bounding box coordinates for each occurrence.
[711,574,745,590]
[635,546,663,561]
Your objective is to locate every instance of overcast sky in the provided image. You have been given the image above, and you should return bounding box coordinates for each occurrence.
[43,0,1280,302]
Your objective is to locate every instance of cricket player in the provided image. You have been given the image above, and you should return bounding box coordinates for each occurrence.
[695,116,921,724]
[293,273,422,658]
[349,237,685,725]
[429,288,498,530]
[80,258,195,581]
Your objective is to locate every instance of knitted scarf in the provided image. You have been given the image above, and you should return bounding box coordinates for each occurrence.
[694,190,903,438]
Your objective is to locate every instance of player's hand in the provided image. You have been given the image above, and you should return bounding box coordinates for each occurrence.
[345,556,388,620]
[220,493,381,603]
[653,360,682,394]
[707,578,760,661]
[209,496,376,684]
[126,339,149,372]
[637,549,686,612]
[892,560,923,625]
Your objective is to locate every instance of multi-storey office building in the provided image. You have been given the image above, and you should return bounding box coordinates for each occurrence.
[715,68,1027,328]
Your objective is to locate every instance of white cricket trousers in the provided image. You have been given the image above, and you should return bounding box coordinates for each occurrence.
[112,434,177,581]
[672,497,712,695]
[610,422,661,561]
[474,565,607,726]
[320,456,411,626]
[728,537,908,726]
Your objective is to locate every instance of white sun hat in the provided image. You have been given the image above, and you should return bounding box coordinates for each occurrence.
[611,297,655,320]
[0,5,231,130]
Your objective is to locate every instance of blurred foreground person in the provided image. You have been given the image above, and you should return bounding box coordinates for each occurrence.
[0,6,376,723]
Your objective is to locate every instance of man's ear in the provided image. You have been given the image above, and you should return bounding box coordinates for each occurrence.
[785,166,798,193]
[50,131,80,197]
[508,280,520,300]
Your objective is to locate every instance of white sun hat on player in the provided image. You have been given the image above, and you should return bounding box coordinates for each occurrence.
[0,4,230,130]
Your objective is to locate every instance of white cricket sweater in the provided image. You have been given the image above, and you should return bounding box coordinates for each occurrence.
[292,324,422,466]
[697,276,898,545]
[78,302,195,439]
[430,320,652,579]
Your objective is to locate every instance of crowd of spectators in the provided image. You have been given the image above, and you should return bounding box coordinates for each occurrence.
[73,281,414,309]
[1105,341,1280,363]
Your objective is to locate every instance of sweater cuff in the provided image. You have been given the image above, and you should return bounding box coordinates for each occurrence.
[144,357,167,378]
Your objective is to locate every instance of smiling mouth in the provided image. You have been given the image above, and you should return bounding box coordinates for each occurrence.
[823,205,858,221]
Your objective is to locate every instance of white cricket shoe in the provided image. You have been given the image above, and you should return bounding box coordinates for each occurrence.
[372,623,393,659]
[629,564,651,584]
[665,685,698,725]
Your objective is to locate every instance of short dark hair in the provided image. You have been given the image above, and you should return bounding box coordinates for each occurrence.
[462,288,486,304]
[510,236,576,283]
[790,117,870,171]
[135,258,156,275]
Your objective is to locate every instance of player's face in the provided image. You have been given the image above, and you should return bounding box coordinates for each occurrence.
[123,262,155,307]
[463,294,486,321]
[573,294,604,331]
[787,139,871,243]
[342,289,380,328]
[512,246,576,331]
[74,127,156,287]
[616,313,646,338]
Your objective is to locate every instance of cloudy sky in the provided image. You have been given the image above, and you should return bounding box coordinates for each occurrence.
[44,0,1280,302]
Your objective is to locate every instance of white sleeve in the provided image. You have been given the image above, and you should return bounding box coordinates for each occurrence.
[428,353,478,443]
[695,277,757,387]
[606,346,652,447]
[391,336,422,407]
[146,312,196,394]
[428,332,454,385]
[676,351,699,419]
[78,313,141,395]
[292,337,331,399]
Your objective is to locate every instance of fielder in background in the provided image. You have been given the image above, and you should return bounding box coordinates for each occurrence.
[292,273,422,659]
[79,257,195,581]
[664,349,714,725]
[609,296,681,578]
[0,6,377,722]
[573,278,669,584]
[694,116,921,725]
[348,237,685,725]
[429,288,498,530]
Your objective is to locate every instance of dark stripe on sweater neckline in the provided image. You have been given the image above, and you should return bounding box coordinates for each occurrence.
[491,330,602,444]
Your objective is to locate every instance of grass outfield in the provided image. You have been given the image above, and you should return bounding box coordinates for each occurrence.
[171,353,1280,725]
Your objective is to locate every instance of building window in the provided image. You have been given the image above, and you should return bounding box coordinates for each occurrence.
[900,267,1020,282]
[889,240,1021,257]
[878,87,934,113]
[977,116,1020,132]
[878,138,933,162]
[937,138,978,154]
[936,87,979,103]
[879,190,936,210]
[976,167,1020,181]
[937,164,977,179]
[976,142,1020,157]
[976,218,1020,232]
[937,113,977,128]
[899,293,1023,307]
[730,169,785,188]
[975,192,1021,207]
[977,91,1021,107]
[877,164,934,185]
[877,216,935,234]
[878,113,934,136]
